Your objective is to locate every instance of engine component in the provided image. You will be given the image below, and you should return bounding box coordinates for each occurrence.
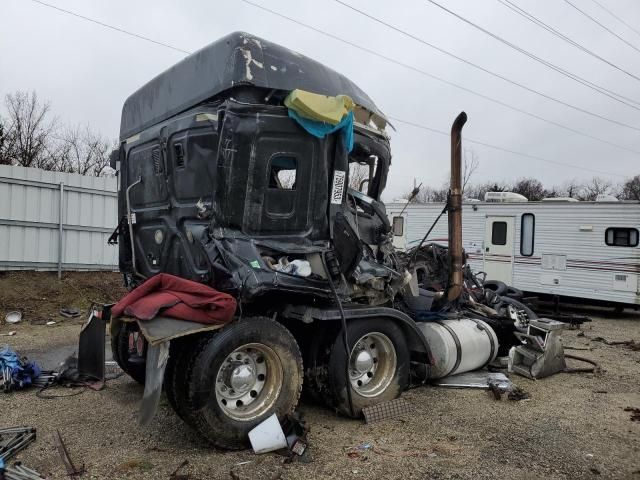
[417,318,498,379]
[508,318,567,379]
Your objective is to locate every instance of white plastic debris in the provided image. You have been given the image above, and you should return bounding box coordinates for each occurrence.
[5,311,22,324]
[272,258,312,277]
[248,413,288,454]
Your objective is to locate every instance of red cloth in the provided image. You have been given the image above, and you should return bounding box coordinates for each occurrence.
[111,273,236,325]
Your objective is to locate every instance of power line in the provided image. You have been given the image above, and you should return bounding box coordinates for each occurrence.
[497,0,640,83]
[238,0,640,155]
[562,0,640,54]
[590,0,640,39]
[424,0,640,109]
[27,0,640,168]
[30,0,191,55]
[333,0,640,132]
[389,116,627,178]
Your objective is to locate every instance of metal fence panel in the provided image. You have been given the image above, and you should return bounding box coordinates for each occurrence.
[0,165,118,273]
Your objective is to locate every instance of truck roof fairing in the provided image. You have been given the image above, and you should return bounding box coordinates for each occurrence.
[119,31,388,140]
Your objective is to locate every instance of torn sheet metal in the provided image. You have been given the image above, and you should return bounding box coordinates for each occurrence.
[432,370,512,391]
[138,341,170,426]
[136,316,225,346]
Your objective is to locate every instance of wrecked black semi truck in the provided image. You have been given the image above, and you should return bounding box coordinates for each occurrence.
[101,32,527,449]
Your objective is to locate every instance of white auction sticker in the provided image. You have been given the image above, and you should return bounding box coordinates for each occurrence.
[331,170,346,205]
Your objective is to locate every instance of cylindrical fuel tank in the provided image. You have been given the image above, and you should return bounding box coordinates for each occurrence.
[417,318,499,379]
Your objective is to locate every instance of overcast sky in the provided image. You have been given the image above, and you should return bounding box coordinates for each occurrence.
[2,0,639,200]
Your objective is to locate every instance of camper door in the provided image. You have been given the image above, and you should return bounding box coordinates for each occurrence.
[483,216,515,284]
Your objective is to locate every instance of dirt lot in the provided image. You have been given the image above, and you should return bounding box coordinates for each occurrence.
[1,272,639,479]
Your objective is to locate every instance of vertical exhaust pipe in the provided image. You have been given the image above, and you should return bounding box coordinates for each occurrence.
[446,112,467,302]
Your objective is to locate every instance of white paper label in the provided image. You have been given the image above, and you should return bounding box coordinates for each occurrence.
[331,170,346,205]
[130,212,137,224]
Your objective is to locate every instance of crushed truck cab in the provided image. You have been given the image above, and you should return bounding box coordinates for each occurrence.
[97,32,526,449]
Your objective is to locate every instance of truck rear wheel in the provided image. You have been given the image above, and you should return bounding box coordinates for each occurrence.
[327,318,409,418]
[178,318,303,449]
[111,322,147,385]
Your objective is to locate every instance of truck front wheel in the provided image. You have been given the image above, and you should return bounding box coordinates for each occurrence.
[327,318,410,418]
[178,318,303,449]
[111,321,147,385]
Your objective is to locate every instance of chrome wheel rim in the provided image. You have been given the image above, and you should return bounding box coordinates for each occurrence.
[215,343,283,421]
[349,332,397,398]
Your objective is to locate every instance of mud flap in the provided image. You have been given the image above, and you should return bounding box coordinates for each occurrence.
[138,341,170,426]
[78,309,106,382]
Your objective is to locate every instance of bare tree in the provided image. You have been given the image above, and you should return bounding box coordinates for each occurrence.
[462,147,479,193]
[553,179,583,198]
[578,176,613,201]
[2,91,58,169]
[464,181,509,201]
[620,175,640,201]
[57,125,112,176]
[401,184,448,203]
[511,177,546,201]
[0,119,11,165]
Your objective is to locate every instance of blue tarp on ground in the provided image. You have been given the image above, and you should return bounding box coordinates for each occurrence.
[0,345,41,390]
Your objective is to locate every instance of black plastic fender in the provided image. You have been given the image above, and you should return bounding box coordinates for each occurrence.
[282,304,434,366]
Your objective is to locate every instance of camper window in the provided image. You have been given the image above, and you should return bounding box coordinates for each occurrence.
[605,228,639,247]
[492,221,507,245]
[392,216,404,236]
[520,213,535,256]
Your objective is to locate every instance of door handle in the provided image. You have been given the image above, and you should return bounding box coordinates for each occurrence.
[485,247,490,252]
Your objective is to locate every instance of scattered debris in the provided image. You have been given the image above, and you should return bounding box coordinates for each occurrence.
[0,427,36,462]
[5,461,47,479]
[362,398,411,423]
[0,427,45,479]
[45,321,56,326]
[509,319,567,379]
[248,414,288,454]
[280,413,310,462]
[433,371,512,391]
[507,386,530,401]
[60,307,81,318]
[4,312,22,325]
[624,407,640,422]
[579,334,640,351]
[0,332,16,337]
[563,354,601,374]
[592,336,634,346]
[346,443,373,460]
[169,459,191,480]
[52,429,84,477]
[0,346,44,392]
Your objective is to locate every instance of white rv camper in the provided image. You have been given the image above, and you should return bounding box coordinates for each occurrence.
[388,196,640,307]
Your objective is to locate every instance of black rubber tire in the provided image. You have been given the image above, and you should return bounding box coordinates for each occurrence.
[179,318,303,449]
[111,322,146,385]
[505,286,524,301]
[165,334,212,425]
[483,280,507,295]
[327,318,410,418]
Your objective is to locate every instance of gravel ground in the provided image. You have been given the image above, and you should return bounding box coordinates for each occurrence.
[1,283,639,479]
